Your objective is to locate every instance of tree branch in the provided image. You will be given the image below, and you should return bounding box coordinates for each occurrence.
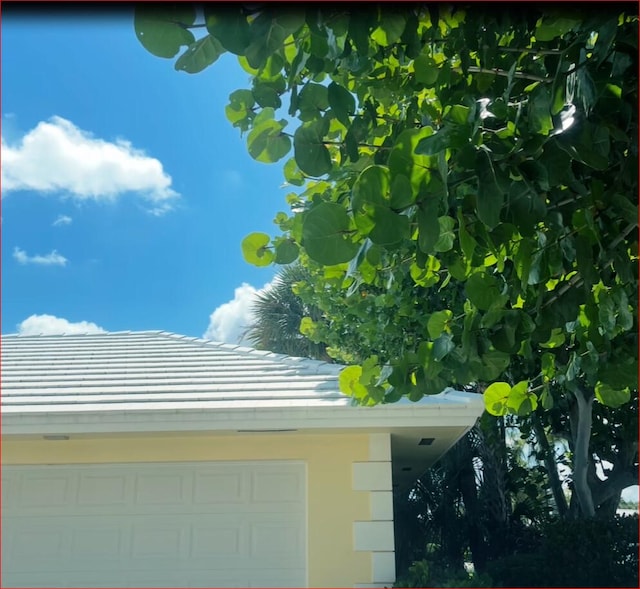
[460,66,553,84]
[498,47,565,55]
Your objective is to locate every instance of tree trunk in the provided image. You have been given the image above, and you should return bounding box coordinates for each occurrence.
[572,387,596,517]
[457,436,488,573]
[531,412,569,518]
[477,418,510,556]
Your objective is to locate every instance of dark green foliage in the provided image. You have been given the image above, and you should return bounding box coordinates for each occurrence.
[135,2,639,417]
[397,511,639,587]
[486,515,639,587]
[394,558,493,588]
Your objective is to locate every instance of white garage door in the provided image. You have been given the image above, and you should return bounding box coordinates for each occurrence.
[2,461,307,588]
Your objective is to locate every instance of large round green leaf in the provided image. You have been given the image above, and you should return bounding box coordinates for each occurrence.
[274,239,299,264]
[283,158,306,186]
[351,166,408,245]
[241,232,274,267]
[535,16,580,41]
[427,310,453,339]
[390,174,415,209]
[247,113,291,163]
[245,11,305,69]
[388,127,436,192]
[506,380,536,416]
[416,199,441,254]
[294,122,332,176]
[416,127,453,156]
[528,85,554,135]
[225,89,255,130]
[204,6,251,55]
[368,207,410,246]
[433,333,455,361]
[484,382,510,416]
[252,82,282,109]
[414,54,439,85]
[465,271,502,310]
[339,365,368,399]
[480,350,511,380]
[175,35,225,74]
[410,257,441,288]
[371,13,406,46]
[328,82,356,127]
[298,83,329,121]
[433,216,455,252]
[302,203,359,265]
[134,5,196,58]
[595,382,630,408]
[352,165,389,209]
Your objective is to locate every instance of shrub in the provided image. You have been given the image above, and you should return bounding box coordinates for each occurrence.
[394,558,494,588]
[486,515,639,587]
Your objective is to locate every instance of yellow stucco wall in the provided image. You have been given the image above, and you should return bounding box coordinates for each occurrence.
[2,433,372,588]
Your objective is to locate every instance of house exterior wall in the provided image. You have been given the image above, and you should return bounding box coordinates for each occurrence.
[2,432,392,588]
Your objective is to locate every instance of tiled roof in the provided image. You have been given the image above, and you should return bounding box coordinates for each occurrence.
[1,331,347,413]
[1,331,485,438]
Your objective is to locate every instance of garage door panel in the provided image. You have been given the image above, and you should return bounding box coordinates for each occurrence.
[131,523,188,559]
[78,473,133,506]
[19,473,76,507]
[2,461,307,588]
[191,523,243,557]
[71,524,128,559]
[6,463,305,515]
[194,471,247,504]
[251,470,304,502]
[250,520,304,559]
[4,519,130,571]
[5,514,306,569]
[134,472,190,505]
[9,522,71,562]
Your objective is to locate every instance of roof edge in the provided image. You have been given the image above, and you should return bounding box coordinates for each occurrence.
[1,396,485,437]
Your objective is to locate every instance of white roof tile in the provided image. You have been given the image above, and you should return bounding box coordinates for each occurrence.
[1,331,485,436]
[1,331,346,413]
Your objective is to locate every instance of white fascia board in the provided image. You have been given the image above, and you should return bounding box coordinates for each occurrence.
[1,399,484,436]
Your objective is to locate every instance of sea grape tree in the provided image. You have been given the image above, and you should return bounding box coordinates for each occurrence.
[135,3,638,516]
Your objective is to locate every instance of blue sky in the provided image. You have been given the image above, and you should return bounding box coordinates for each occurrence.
[2,6,287,341]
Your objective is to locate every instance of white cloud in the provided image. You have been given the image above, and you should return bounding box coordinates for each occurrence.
[17,314,106,335]
[1,116,178,212]
[13,247,67,266]
[52,214,72,226]
[203,281,274,345]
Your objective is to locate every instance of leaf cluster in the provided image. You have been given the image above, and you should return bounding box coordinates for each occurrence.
[135,4,638,413]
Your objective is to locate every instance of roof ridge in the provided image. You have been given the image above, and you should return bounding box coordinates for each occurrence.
[2,330,169,338]
[1,330,345,375]
[157,331,345,375]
